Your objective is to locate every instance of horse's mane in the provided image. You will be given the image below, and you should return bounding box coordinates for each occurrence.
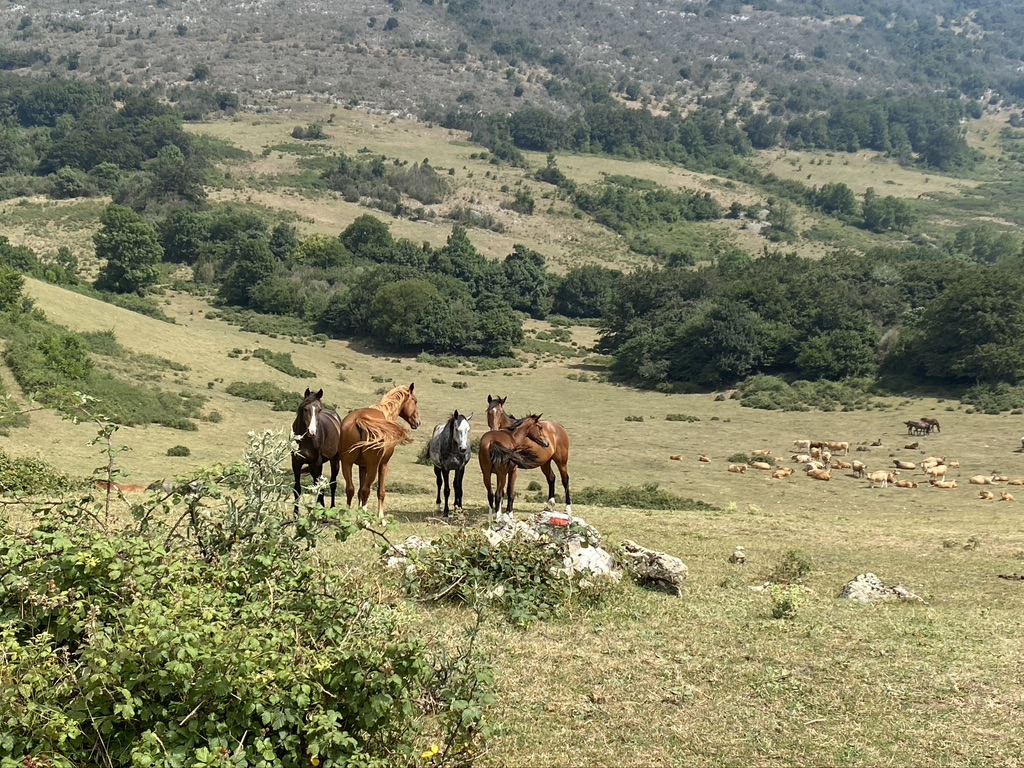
[374,385,412,420]
[350,415,413,452]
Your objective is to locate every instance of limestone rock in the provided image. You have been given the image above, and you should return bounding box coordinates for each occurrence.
[618,539,688,596]
[838,572,922,603]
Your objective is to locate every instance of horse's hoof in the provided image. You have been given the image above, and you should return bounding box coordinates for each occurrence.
[565,504,573,516]
[434,504,442,514]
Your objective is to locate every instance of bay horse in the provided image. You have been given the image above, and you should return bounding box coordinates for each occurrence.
[428,410,473,517]
[920,417,941,433]
[340,383,421,521]
[478,414,548,521]
[291,388,343,512]
[904,420,932,436]
[486,394,572,515]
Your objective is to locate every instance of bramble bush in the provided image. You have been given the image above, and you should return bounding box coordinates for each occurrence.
[1,428,493,767]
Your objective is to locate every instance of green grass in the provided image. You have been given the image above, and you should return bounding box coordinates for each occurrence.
[6,103,1024,766]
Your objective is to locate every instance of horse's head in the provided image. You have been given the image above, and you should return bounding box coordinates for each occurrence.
[399,382,421,429]
[486,394,508,430]
[517,414,549,449]
[452,410,472,452]
[295,388,324,438]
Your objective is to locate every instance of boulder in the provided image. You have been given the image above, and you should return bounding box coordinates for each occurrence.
[618,539,688,596]
[838,572,922,603]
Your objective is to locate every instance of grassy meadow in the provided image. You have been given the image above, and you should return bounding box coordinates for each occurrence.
[5,105,1024,765]
[7,275,1024,766]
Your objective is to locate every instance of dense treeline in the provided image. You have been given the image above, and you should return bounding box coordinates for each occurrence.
[598,230,1024,391]
[440,91,979,175]
[0,73,229,204]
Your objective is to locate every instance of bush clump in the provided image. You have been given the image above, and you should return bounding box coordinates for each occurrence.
[529,483,718,511]
[166,444,191,456]
[0,431,493,765]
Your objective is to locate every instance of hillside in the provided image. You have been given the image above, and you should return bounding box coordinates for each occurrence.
[2,0,1023,118]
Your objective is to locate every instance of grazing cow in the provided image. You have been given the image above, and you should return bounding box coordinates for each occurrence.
[924,465,949,481]
[979,490,995,500]
[1001,491,1015,502]
[793,440,811,452]
[827,441,850,455]
[851,460,867,478]
[894,479,918,488]
[867,470,897,488]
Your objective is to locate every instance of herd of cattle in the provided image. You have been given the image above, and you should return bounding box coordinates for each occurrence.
[683,422,1020,501]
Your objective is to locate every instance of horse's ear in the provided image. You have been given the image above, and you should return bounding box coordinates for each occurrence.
[453,409,460,419]
[316,389,323,400]
[304,388,311,397]
[409,382,415,394]
[500,396,507,405]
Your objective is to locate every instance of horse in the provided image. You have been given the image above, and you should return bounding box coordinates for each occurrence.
[340,383,421,521]
[904,420,932,436]
[478,414,548,521]
[486,394,572,515]
[291,388,343,512]
[428,410,473,518]
[920,417,941,433]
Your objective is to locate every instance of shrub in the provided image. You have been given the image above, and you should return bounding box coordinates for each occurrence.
[252,347,315,378]
[665,413,700,422]
[452,380,469,389]
[727,452,750,464]
[624,414,644,422]
[767,583,806,619]
[529,483,718,511]
[0,448,80,495]
[0,431,493,764]
[407,527,605,626]
[225,380,299,411]
[766,549,813,585]
[166,444,191,456]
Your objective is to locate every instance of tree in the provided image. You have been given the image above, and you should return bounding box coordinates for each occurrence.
[218,234,277,307]
[503,245,550,318]
[160,209,209,264]
[553,265,621,318]
[905,270,1024,384]
[0,266,24,311]
[293,234,352,269]
[368,279,441,349]
[795,330,878,380]
[340,214,393,260]
[93,204,163,293]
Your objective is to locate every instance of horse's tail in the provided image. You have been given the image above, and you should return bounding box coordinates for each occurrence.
[350,415,413,452]
[490,441,544,469]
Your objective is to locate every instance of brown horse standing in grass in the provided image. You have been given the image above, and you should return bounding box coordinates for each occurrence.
[291,388,344,512]
[341,383,421,521]
[479,414,548,521]
[486,394,573,515]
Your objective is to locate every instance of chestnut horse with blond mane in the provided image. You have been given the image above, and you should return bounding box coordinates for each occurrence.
[341,383,421,520]
[486,394,572,515]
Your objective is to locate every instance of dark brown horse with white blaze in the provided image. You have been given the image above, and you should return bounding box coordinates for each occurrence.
[291,388,344,512]
[340,383,421,522]
[479,414,548,521]
[486,394,572,515]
